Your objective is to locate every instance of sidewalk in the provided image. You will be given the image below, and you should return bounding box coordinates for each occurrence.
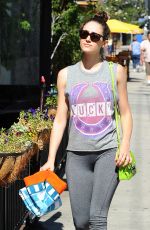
[108,67,150,230]
[26,66,150,230]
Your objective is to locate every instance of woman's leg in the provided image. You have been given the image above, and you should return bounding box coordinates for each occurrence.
[89,148,119,230]
[66,151,94,230]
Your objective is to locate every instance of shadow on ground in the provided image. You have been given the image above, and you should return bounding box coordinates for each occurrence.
[128,77,143,82]
[23,212,64,230]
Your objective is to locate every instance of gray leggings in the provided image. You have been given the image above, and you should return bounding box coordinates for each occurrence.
[65,148,119,230]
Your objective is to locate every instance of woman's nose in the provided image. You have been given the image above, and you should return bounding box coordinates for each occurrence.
[86,35,91,42]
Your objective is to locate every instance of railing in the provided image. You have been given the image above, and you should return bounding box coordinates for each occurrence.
[0,181,27,230]
[0,176,28,230]
[0,156,39,230]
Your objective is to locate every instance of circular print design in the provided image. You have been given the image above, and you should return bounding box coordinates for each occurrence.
[70,82,113,136]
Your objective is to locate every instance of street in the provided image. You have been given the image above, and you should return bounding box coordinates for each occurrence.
[30,66,150,230]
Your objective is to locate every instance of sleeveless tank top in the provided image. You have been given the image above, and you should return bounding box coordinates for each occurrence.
[65,60,118,152]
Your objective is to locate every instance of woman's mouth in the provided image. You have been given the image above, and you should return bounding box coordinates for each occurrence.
[83,43,92,47]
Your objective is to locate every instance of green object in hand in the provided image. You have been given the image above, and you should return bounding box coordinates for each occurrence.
[118,151,136,180]
[109,62,137,181]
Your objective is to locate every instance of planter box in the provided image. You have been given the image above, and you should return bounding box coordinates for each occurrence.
[0,143,38,186]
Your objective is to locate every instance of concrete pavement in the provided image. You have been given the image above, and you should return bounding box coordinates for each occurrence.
[28,66,150,230]
[107,67,150,230]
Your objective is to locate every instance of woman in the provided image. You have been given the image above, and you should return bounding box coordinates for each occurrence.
[40,11,133,230]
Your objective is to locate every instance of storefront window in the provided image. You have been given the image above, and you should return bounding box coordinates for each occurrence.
[0,1,40,85]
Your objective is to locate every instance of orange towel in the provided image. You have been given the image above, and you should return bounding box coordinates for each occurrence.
[46,171,67,194]
[24,171,50,186]
[24,170,67,194]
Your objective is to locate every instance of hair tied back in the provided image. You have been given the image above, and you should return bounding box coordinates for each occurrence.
[93,11,109,23]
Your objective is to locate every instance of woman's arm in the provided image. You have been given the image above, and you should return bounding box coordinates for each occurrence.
[140,48,145,65]
[40,67,68,171]
[129,44,132,51]
[140,42,145,65]
[115,64,133,167]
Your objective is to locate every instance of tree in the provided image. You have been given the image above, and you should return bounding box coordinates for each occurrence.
[51,0,96,80]
[51,0,145,81]
[100,0,145,23]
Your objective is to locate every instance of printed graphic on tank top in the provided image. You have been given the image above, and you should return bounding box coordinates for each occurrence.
[65,61,118,152]
[70,82,113,136]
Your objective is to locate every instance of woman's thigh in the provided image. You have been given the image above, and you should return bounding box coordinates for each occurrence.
[65,151,94,228]
[90,148,119,219]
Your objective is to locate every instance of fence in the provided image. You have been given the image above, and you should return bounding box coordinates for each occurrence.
[0,155,39,230]
[0,181,27,230]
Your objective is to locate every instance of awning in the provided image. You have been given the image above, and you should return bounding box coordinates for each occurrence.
[107,19,143,34]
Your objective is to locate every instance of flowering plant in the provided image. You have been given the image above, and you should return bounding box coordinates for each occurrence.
[18,108,53,136]
[0,107,54,154]
[0,127,32,153]
[0,88,59,185]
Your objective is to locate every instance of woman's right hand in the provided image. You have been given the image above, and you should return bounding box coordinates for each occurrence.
[40,161,55,172]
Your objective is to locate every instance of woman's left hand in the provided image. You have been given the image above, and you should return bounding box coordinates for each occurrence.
[115,142,132,167]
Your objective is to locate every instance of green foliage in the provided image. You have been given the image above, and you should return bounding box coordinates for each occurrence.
[1,0,145,81]
[0,108,53,153]
[0,127,32,153]
[101,0,145,23]
[0,84,58,154]
[45,94,57,108]
[44,84,58,108]
[51,0,145,79]
[51,0,96,78]
[20,20,31,31]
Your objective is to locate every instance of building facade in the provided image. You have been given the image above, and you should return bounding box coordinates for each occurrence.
[0,0,51,127]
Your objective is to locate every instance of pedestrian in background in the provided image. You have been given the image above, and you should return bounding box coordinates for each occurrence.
[140,35,147,72]
[40,11,133,230]
[129,36,141,72]
[141,31,150,85]
[108,35,113,55]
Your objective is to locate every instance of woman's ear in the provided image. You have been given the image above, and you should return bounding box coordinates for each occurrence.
[102,40,108,47]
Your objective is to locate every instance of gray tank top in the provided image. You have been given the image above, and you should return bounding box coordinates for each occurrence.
[65,60,118,152]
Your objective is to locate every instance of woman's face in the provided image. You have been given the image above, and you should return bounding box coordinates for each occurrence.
[80,21,104,54]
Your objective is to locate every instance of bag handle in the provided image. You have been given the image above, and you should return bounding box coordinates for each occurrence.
[108,62,120,148]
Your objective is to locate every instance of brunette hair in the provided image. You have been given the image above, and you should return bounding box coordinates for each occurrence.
[147,31,150,36]
[80,11,110,40]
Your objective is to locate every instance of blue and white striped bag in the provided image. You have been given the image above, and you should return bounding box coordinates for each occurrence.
[19,181,62,217]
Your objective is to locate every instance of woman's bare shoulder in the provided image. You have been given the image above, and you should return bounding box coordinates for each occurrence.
[116,64,127,83]
[57,67,68,88]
